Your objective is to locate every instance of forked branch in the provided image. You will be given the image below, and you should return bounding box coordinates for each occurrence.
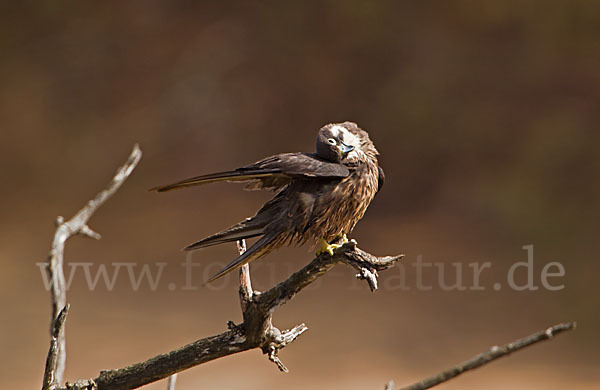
[42,144,141,390]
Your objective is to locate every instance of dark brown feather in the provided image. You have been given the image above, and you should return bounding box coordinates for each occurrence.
[377,166,385,192]
[149,153,350,192]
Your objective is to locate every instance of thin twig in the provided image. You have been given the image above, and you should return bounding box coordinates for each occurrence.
[42,145,142,389]
[42,305,70,390]
[397,322,576,390]
[264,322,308,373]
[166,374,177,390]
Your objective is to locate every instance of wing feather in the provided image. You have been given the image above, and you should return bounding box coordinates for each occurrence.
[149,153,350,192]
[149,169,283,192]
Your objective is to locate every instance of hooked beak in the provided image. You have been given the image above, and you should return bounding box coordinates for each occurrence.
[340,141,354,156]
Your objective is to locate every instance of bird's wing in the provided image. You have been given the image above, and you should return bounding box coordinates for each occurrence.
[149,153,350,192]
[377,166,385,192]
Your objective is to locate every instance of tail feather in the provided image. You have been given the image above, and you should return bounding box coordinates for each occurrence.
[205,234,277,283]
[184,214,269,251]
[184,225,264,251]
[184,196,281,251]
[149,169,281,192]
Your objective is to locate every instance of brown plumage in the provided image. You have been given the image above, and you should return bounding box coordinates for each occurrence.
[150,121,383,283]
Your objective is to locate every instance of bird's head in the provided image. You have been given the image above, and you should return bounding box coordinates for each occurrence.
[316,122,378,163]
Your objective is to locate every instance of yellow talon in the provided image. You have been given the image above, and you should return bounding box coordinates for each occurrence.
[316,237,344,256]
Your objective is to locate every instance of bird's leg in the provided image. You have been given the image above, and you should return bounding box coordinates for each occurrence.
[334,233,349,245]
[316,234,348,256]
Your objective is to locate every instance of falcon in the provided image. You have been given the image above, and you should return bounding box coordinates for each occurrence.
[150,122,384,283]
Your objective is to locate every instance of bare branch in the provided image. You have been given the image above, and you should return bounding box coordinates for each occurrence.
[234,238,310,372]
[256,239,402,312]
[58,242,402,390]
[397,322,576,390]
[43,145,142,388]
[237,240,253,308]
[42,305,70,390]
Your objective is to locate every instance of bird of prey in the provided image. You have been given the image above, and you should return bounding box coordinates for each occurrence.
[150,121,384,283]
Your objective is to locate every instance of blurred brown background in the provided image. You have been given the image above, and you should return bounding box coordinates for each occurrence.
[1,1,598,389]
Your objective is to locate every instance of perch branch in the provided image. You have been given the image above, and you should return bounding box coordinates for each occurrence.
[397,321,576,390]
[42,144,142,389]
[234,238,309,372]
[237,240,253,308]
[59,241,403,390]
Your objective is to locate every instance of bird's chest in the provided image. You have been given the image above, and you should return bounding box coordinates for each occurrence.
[310,163,378,238]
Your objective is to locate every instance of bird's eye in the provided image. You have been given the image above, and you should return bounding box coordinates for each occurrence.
[328,138,336,145]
